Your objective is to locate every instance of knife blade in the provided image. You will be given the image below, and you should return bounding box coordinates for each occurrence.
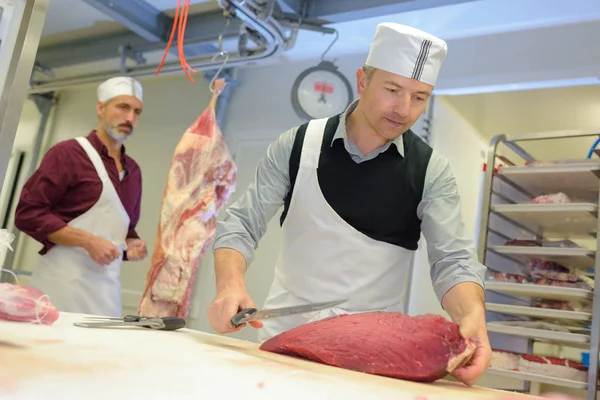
[230,299,346,328]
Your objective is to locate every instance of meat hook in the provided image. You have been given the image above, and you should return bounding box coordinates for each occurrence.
[210,12,231,93]
[209,50,229,93]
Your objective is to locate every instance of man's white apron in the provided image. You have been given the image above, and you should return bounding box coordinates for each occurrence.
[258,118,416,343]
[28,137,129,317]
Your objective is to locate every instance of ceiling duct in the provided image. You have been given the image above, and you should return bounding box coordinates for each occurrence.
[28,0,298,93]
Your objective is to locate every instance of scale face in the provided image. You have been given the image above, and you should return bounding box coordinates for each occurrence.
[291,61,353,121]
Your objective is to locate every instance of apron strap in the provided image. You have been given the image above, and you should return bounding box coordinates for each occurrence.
[299,118,328,168]
[75,137,113,184]
[75,137,129,225]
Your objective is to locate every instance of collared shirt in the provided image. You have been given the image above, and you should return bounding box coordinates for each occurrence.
[14,130,142,255]
[213,101,486,303]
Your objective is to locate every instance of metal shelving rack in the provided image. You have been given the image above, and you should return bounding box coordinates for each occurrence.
[477,130,600,399]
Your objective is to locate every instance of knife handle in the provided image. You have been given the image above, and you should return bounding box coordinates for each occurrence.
[230,307,257,328]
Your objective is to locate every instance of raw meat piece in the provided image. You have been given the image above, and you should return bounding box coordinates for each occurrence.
[138,79,236,319]
[259,312,476,383]
[530,192,570,204]
[542,240,580,248]
[491,272,527,283]
[531,277,592,290]
[490,349,588,382]
[535,300,583,311]
[526,159,600,166]
[525,160,553,166]
[490,321,571,333]
[0,283,59,325]
[530,271,579,283]
[519,354,587,381]
[491,349,519,370]
[529,259,569,273]
[504,239,541,247]
[503,239,581,248]
[528,260,577,282]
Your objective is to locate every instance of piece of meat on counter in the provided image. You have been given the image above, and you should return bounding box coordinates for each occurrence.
[530,192,571,204]
[0,283,59,325]
[138,79,237,319]
[260,312,476,383]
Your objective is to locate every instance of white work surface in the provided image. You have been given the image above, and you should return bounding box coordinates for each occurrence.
[0,312,538,400]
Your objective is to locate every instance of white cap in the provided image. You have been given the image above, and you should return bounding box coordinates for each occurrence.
[97,76,143,103]
[365,23,447,86]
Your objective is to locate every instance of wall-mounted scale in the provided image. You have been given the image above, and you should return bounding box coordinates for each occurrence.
[291,29,354,121]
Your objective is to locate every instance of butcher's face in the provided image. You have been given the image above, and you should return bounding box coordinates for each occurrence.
[356,67,432,141]
[97,95,143,142]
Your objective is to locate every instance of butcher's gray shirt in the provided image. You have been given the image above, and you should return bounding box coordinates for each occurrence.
[213,104,487,303]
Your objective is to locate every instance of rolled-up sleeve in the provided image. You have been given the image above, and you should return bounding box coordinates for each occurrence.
[14,145,72,252]
[213,128,296,268]
[416,151,487,303]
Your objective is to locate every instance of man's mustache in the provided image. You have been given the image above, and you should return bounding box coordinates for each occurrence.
[119,123,133,131]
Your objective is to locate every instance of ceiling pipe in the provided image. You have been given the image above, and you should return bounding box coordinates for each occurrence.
[28,0,298,93]
[27,50,259,93]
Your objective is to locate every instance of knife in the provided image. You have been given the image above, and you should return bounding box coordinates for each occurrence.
[230,299,346,328]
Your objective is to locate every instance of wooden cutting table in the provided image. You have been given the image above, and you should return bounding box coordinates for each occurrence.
[0,312,539,400]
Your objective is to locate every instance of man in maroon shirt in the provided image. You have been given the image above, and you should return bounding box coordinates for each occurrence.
[14,76,147,317]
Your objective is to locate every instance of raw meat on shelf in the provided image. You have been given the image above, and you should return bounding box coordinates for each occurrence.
[138,78,237,319]
[490,320,584,334]
[504,239,541,247]
[542,240,580,248]
[530,192,571,204]
[528,260,579,282]
[0,283,59,325]
[528,259,594,290]
[529,259,570,273]
[520,354,588,381]
[259,311,476,383]
[491,349,588,382]
[503,238,581,248]
[491,349,519,370]
[488,257,594,289]
[490,272,528,283]
[525,159,600,166]
[530,271,579,283]
[531,277,592,290]
[535,300,591,313]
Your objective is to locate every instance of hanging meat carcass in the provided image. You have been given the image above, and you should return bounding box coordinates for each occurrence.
[138,78,236,319]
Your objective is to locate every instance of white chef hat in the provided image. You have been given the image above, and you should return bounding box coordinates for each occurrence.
[365,23,448,87]
[97,76,143,103]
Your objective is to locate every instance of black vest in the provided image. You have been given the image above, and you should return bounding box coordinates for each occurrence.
[280,114,433,251]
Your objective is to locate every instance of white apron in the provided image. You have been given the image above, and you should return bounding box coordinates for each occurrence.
[28,137,129,318]
[258,117,416,343]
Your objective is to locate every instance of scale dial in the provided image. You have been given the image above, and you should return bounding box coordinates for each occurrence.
[291,61,353,121]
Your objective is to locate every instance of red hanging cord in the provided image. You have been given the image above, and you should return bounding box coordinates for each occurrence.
[155,0,196,82]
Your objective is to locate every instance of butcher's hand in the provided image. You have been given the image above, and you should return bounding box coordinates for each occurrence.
[451,310,492,386]
[207,287,263,334]
[84,236,121,266]
[126,238,147,261]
